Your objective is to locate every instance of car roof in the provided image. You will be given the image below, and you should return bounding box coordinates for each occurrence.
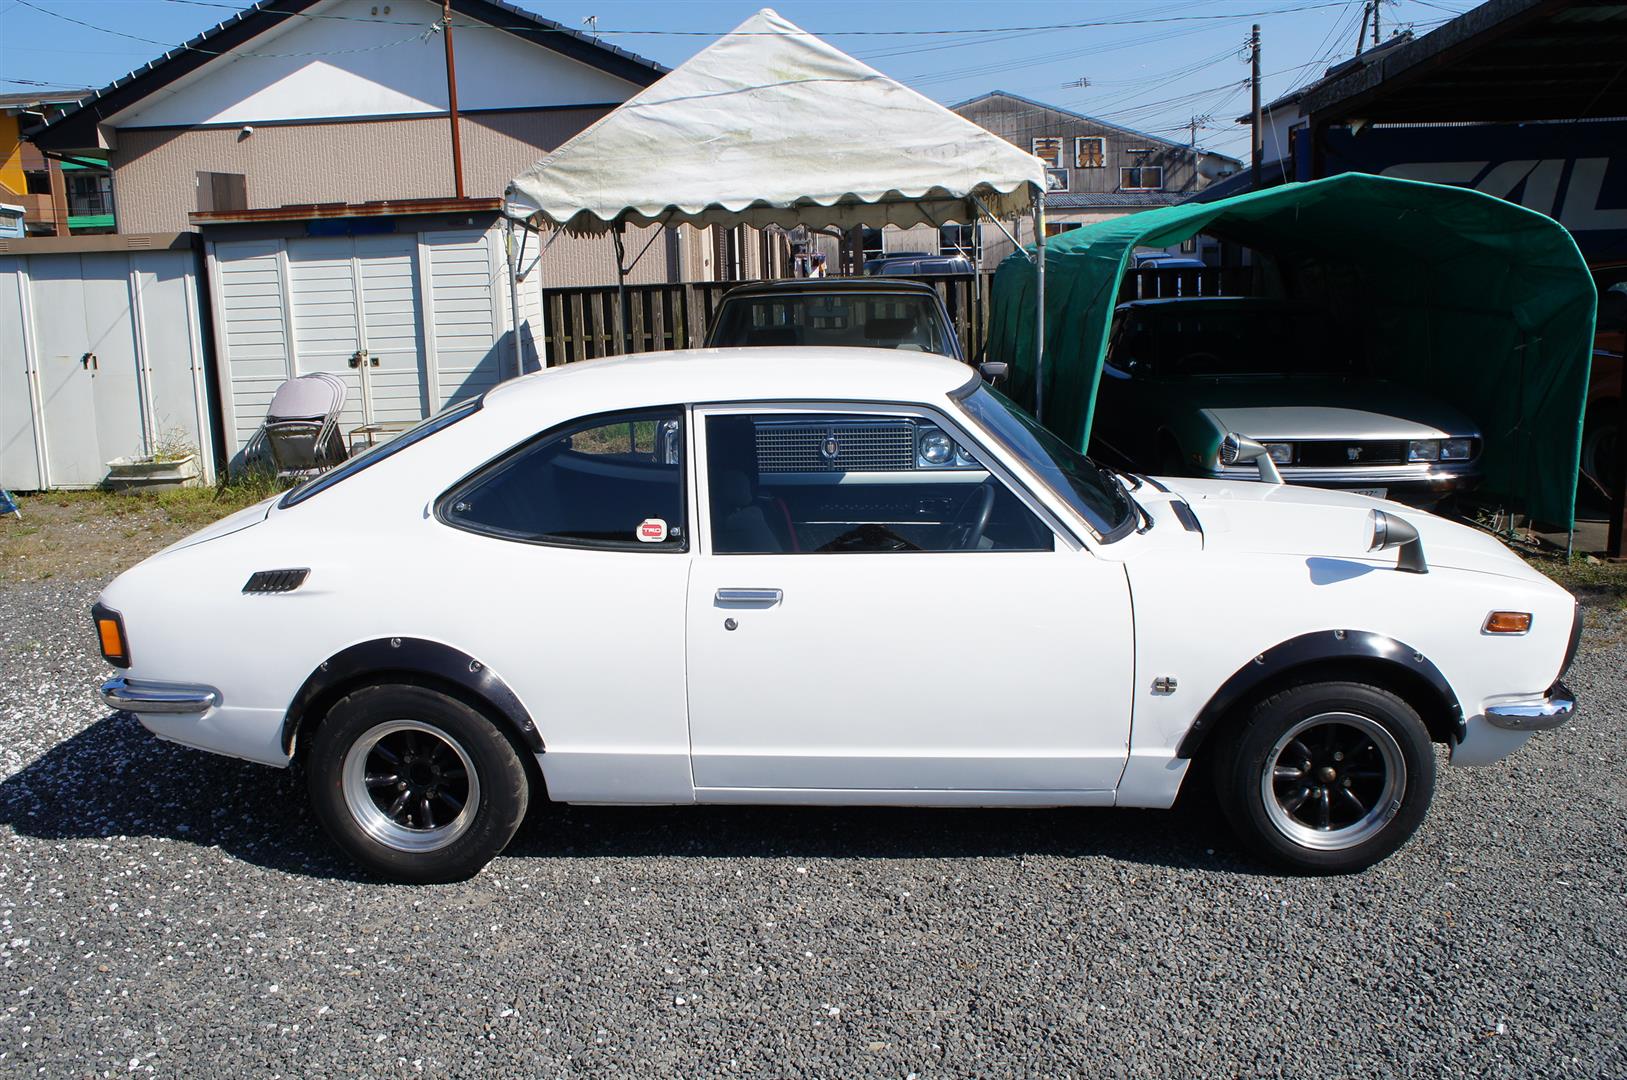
[1115,296,1300,311]
[481,348,977,417]
[719,277,940,297]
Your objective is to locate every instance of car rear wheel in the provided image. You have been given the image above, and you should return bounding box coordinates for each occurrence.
[1212,681,1435,873]
[307,684,529,883]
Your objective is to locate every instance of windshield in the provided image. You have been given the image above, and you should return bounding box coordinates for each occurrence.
[1116,304,1358,378]
[708,292,959,359]
[958,385,1135,541]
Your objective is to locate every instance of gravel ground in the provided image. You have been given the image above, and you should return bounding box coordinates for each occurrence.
[1,573,1624,1078]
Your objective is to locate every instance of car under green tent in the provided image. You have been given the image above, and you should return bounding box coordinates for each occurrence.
[985,172,1597,529]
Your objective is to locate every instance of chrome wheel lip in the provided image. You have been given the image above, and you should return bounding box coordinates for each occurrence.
[1261,711,1405,852]
[341,719,480,854]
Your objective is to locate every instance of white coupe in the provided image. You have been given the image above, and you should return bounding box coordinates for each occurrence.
[92,350,1580,882]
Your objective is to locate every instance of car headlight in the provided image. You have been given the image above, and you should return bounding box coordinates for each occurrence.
[955,442,978,466]
[1407,439,1441,462]
[1263,442,1294,465]
[918,428,954,466]
[1440,437,1474,461]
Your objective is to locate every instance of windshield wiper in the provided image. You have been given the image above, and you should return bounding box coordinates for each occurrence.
[1104,467,1154,533]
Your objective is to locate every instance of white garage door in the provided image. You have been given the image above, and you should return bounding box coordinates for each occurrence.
[211,226,510,466]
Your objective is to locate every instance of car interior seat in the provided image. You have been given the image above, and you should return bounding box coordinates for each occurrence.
[711,470,783,553]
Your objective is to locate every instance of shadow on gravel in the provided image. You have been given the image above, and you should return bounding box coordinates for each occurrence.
[0,715,1252,881]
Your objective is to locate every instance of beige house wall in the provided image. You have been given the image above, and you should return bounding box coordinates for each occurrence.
[110,106,706,287]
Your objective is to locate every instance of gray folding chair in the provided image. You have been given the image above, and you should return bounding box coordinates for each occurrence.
[261,373,348,477]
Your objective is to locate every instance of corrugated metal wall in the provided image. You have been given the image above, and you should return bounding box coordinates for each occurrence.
[0,238,215,491]
[208,222,517,470]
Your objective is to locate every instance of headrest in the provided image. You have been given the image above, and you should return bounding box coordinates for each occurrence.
[713,469,753,509]
[864,317,917,341]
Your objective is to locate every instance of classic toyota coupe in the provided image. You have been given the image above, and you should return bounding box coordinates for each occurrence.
[92,350,1579,882]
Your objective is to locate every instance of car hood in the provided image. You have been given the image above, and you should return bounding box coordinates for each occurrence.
[1181,378,1480,441]
[1154,476,1544,582]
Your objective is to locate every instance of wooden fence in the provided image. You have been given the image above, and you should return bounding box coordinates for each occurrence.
[537,266,1252,366]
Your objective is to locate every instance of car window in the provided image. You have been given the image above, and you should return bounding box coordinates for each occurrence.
[708,292,957,358]
[704,412,1053,555]
[1129,304,1358,377]
[441,409,686,550]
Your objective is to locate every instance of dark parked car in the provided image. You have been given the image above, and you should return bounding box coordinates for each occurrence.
[704,278,963,360]
[866,254,974,277]
[1582,266,1625,499]
[1132,252,1205,270]
[1091,297,1484,507]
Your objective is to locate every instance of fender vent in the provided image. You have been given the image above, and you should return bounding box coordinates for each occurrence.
[243,568,309,594]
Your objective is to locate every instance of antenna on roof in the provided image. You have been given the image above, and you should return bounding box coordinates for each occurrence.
[582,15,599,36]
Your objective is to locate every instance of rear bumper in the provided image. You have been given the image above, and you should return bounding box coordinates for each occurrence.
[99,675,218,714]
[1484,682,1576,732]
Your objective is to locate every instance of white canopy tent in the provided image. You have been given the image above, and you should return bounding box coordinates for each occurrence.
[502,9,1053,414]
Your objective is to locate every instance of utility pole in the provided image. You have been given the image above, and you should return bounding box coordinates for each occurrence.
[1372,0,1381,47]
[442,0,466,199]
[1357,2,1370,54]
[1250,24,1262,190]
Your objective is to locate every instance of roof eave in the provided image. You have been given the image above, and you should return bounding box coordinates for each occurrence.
[28,0,666,151]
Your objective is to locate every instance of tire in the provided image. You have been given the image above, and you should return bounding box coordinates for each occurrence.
[306,684,529,883]
[1581,404,1619,498]
[1157,440,1189,479]
[1211,681,1435,874]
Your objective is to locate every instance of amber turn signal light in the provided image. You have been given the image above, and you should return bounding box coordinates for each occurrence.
[1483,611,1533,635]
[91,603,130,667]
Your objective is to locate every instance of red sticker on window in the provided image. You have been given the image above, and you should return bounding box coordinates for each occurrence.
[637,518,668,543]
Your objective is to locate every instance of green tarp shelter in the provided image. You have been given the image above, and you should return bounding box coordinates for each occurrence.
[986,173,1596,528]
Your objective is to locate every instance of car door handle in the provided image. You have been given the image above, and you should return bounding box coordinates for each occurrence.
[715,588,783,605]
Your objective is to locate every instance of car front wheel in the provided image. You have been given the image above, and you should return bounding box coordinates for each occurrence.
[1212,681,1435,873]
[306,684,529,883]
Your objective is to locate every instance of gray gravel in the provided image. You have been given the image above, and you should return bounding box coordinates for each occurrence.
[1,577,1624,1078]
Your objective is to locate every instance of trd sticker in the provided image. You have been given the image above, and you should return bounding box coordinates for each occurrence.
[637,518,668,543]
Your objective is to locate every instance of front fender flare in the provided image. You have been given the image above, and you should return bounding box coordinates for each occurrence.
[1175,629,1464,759]
[281,638,542,757]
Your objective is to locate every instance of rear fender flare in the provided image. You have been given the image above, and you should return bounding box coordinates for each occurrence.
[281,638,542,757]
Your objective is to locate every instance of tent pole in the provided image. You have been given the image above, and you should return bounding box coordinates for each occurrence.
[1033,199,1047,423]
[505,218,524,377]
[613,225,629,355]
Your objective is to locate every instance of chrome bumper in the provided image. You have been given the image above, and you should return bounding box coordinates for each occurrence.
[1485,682,1576,732]
[100,675,219,715]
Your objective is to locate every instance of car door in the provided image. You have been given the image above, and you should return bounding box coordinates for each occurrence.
[684,402,1135,802]
[434,406,695,804]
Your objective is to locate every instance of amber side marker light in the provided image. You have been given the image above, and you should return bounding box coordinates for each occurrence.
[1484,611,1533,635]
[91,603,130,667]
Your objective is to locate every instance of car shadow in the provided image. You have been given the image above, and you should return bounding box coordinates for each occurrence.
[0,715,1257,882]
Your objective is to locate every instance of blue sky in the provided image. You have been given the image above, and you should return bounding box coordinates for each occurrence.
[1,0,1479,157]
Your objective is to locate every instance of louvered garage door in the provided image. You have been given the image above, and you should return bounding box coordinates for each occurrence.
[211,227,515,468]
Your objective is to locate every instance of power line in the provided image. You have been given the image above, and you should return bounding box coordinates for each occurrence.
[146,0,1355,37]
[14,0,441,58]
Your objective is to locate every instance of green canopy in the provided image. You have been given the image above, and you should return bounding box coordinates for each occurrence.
[987,173,1596,527]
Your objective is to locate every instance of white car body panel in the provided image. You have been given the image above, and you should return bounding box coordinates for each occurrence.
[95,348,1578,813]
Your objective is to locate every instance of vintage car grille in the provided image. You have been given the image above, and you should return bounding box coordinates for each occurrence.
[756,420,918,473]
[1294,440,1408,468]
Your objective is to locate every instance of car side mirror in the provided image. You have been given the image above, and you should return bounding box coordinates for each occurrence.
[977,361,1008,383]
[1367,509,1428,573]
[1219,432,1283,485]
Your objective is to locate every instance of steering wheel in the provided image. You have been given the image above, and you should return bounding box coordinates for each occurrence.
[949,482,996,550]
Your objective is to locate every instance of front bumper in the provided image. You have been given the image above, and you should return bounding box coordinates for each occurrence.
[1484,682,1576,732]
[1207,463,1479,506]
[99,675,219,715]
